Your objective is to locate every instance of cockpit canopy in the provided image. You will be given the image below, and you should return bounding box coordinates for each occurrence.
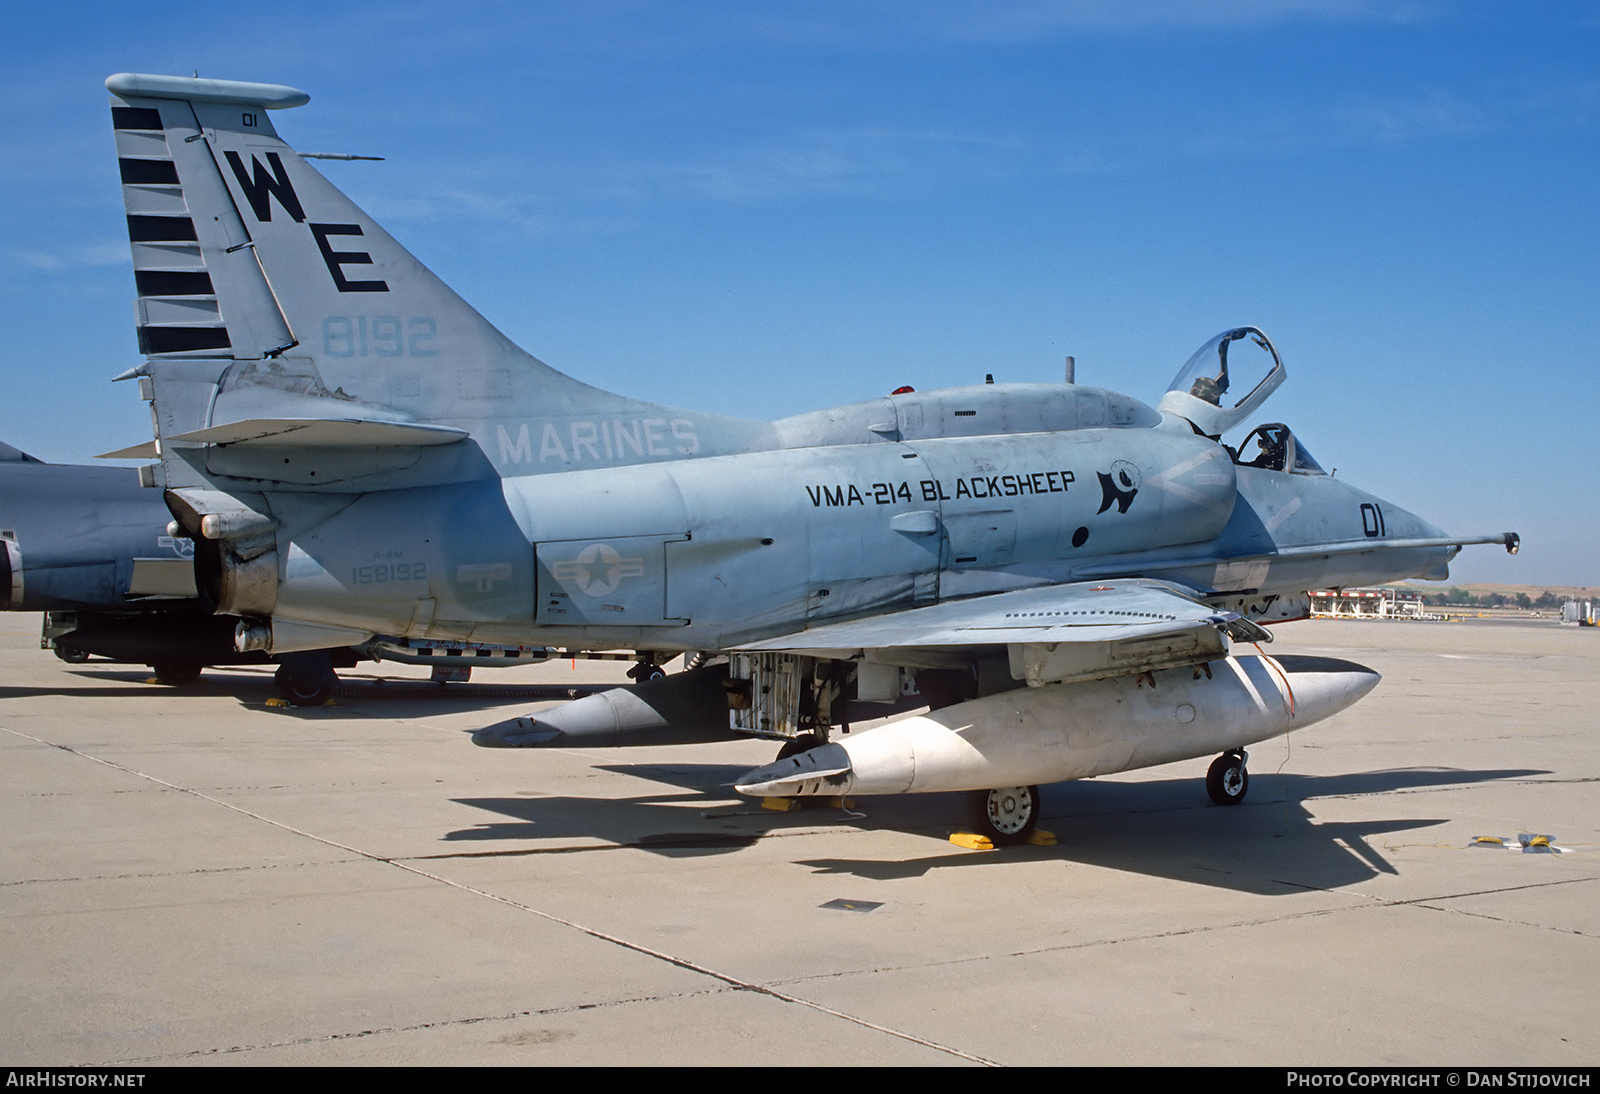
[1157,326,1286,437]
[1232,422,1326,475]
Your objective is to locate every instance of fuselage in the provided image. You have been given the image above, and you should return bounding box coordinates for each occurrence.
[248,381,1452,651]
[0,457,182,612]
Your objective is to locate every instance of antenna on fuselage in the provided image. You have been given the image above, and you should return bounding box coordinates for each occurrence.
[1064,356,1076,384]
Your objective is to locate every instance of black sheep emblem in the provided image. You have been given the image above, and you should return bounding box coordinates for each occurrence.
[1096,461,1141,515]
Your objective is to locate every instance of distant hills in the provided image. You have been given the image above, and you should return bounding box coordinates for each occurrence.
[1394,582,1595,609]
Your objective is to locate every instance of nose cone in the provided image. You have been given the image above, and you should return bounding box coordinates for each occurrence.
[473,688,660,748]
[472,714,563,748]
[1270,654,1381,726]
[734,744,854,797]
[470,688,672,748]
[1384,499,1449,541]
[1365,496,1457,579]
[471,666,737,748]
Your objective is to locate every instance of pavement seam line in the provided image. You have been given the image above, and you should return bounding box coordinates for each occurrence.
[106,986,746,1063]
[3,726,998,1067]
[766,875,1600,989]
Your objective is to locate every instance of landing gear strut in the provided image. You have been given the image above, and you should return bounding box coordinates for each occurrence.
[969,785,1040,845]
[628,658,666,683]
[1206,750,1249,805]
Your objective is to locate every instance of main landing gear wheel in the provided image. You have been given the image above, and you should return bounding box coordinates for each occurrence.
[1206,750,1249,806]
[969,785,1040,845]
[151,659,202,686]
[274,664,336,706]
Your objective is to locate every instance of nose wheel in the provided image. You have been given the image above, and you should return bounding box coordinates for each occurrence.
[1206,750,1249,805]
[969,785,1040,845]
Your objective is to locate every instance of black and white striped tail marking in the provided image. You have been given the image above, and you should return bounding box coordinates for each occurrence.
[113,105,231,356]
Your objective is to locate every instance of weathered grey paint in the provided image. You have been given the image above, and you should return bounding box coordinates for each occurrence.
[98,74,1517,803]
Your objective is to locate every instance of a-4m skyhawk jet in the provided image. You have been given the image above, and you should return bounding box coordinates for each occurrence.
[100,73,1517,842]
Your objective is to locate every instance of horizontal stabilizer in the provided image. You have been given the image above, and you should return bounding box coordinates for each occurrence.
[165,418,469,448]
[97,441,160,460]
[0,442,44,463]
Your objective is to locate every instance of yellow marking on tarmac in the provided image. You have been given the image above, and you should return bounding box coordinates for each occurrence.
[949,832,995,850]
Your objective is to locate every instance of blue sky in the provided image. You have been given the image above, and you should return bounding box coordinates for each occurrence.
[2,1,1594,585]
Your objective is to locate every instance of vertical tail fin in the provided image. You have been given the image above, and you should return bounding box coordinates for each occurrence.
[107,74,768,485]
[107,73,528,372]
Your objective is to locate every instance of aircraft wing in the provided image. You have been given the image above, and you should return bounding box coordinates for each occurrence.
[732,578,1269,685]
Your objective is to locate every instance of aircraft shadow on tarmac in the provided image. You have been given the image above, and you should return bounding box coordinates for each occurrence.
[444,762,1548,894]
[10,665,615,717]
[442,763,772,860]
[792,768,1550,892]
[29,665,1549,893]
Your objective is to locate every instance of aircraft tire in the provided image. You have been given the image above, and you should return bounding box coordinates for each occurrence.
[54,646,90,664]
[1206,751,1249,805]
[775,733,825,761]
[274,664,336,706]
[970,785,1040,845]
[151,659,203,686]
